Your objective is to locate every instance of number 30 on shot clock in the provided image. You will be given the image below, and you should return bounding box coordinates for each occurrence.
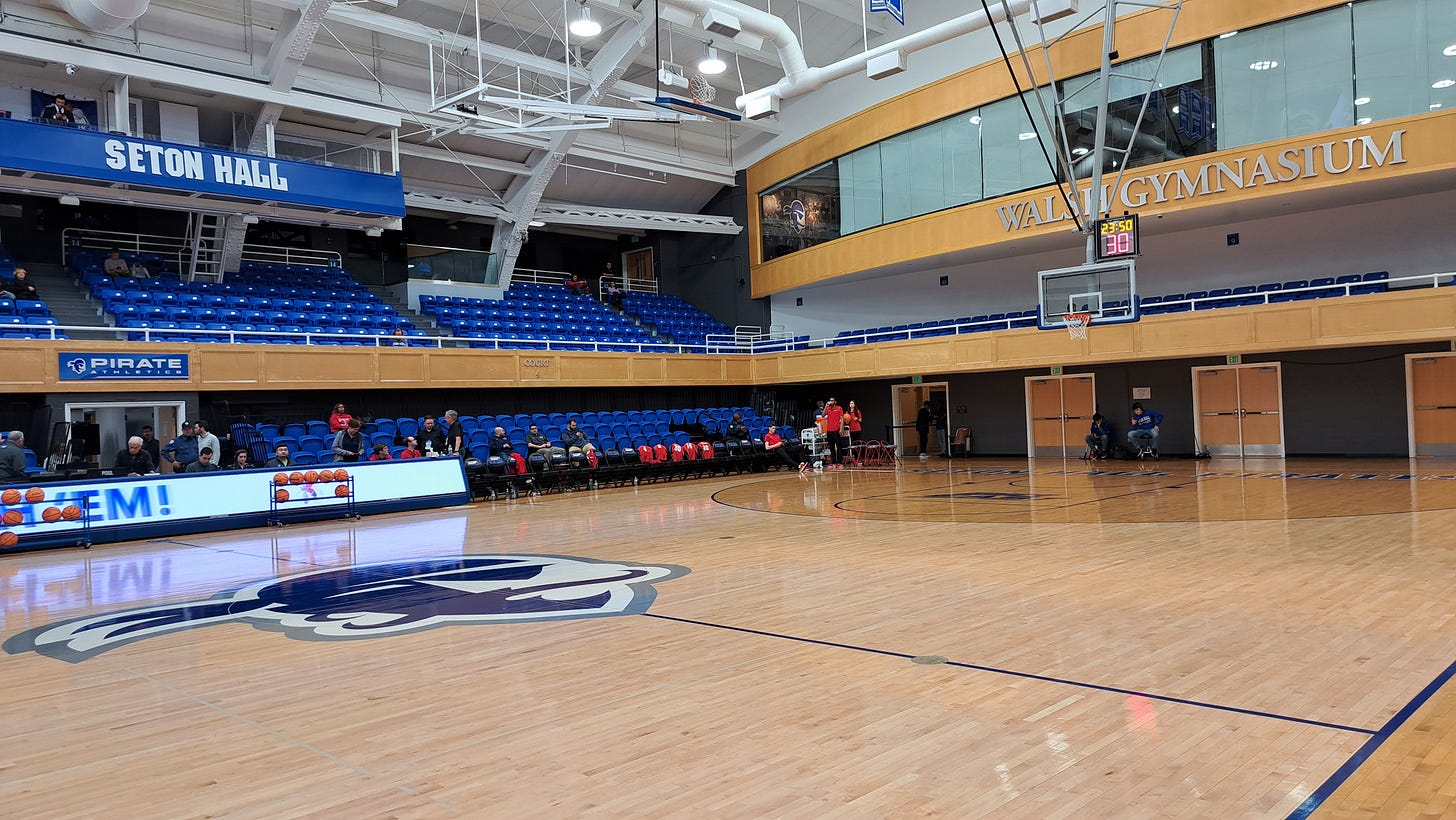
[1093,214,1139,262]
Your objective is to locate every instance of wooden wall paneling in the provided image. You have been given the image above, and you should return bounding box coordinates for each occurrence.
[1140,312,1252,352]
[722,358,753,384]
[664,357,723,385]
[1253,308,1315,344]
[8,345,55,386]
[1318,292,1456,341]
[429,351,519,386]
[377,351,428,384]
[630,357,666,383]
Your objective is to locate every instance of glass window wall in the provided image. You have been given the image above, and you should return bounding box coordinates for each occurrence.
[1352,0,1456,124]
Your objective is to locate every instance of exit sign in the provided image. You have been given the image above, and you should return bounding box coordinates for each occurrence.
[1227,354,1242,365]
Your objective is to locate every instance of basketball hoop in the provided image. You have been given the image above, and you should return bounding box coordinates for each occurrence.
[1063,312,1093,340]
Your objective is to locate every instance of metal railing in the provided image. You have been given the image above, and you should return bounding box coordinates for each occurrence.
[407,244,499,285]
[62,229,343,272]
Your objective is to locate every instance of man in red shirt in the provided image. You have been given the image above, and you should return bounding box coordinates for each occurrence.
[822,397,845,466]
[764,425,807,471]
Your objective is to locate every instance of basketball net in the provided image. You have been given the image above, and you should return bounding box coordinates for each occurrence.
[1063,312,1093,340]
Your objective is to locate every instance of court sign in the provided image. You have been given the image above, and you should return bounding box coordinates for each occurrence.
[59,352,189,380]
[869,0,904,25]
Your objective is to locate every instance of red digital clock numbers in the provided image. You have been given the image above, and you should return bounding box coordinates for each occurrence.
[1093,214,1140,262]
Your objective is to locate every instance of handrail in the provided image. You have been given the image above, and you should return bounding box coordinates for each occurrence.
[63,228,343,274]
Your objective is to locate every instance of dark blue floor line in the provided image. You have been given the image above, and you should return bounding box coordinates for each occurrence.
[642,612,1374,736]
[1286,654,1456,819]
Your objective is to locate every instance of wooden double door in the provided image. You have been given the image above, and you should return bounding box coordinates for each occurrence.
[1192,363,1285,457]
[1408,353,1456,457]
[1026,374,1096,458]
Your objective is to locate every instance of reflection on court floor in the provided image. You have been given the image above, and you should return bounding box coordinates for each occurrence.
[712,459,1456,522]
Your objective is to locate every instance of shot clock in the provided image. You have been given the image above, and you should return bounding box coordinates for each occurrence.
[1093,214,1139,262]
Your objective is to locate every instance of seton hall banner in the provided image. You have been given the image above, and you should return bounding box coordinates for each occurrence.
[0,118,404,217]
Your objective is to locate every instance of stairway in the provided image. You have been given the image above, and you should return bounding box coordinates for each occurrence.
[365,286,453,341]
[20,263,118,341]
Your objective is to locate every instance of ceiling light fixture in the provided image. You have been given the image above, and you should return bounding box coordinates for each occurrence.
[1017,132,1037,141]
[569,3,601,38]
[1355,117,1372,125]
[698,43,726,75]
[1219,31,1239,39]
[1432,79,1455,89]
[528,220,546,227]
[1432,103,1444,110]
[968,115,982,125]
[1249,60,1279,71]
[1444,44,1456,57]
[1072,147,1089,156]
[1354,96,1370,105]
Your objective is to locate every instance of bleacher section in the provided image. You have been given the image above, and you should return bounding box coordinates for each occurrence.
[420,282,658,350]
[622,292,734,346]
[227,405,793,496]
[827,270,1448,348]
[73,252,424,345]
[0,246,66,340]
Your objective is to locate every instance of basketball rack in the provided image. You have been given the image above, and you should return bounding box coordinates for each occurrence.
[267,475,359,527]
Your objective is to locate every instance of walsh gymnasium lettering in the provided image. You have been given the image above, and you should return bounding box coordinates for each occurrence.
[996,131,1406,231]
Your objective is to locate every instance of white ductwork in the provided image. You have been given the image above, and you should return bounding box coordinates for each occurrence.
[55,0,151,31]
[659,0,810,79]
[734,0,1077,117]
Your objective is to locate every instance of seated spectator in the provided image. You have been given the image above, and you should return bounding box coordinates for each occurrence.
[565,273,588,296]
[7,268,38,301]
[328,403,353,433]
[129,260,151,279]
[398,437,422,459]
[332,418,367,462]
[227,448,255,470]
[489,426,526,474]
[115,436,155,476]
[369,443,392,461]
[726,412,750,441]
[389,327,407,347]
[103,249,130,277]
[0,285,14,301]
[185,447,221,472]
[764,425,808,471]
[161,422,199,473]
[525,424,563,470]
[603,277,624,310]
[265,443,294,468]
[1127,402,1164,455]
[561,418,597,466]
[0,430,26,482]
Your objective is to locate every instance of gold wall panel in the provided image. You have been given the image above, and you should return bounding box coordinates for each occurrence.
[873,340,952,375]
[723,358,753,384]
[750,355,782,383]
[264,350,376,384]
[429,351,519,385]
[1140,312,1252,351]
[8,346,52,386]
[517,355,561,384]
[1318,293,1456,340]
[1087,323,1137,357]
[841,346,880,375]
[200,349,264,384]
[631,357,666,383]
[376,351,426,384]
[559,354,631,383]
[1253,308,1315,344]
[664,357,723,384]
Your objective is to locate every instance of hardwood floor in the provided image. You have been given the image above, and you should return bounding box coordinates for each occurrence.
[3,457,1455,817]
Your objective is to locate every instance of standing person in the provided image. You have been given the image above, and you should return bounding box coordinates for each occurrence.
[915,400,932,460]
[193,421,220,462]
[227,448,255,470]
[161,422,199,473]
[845,400,863,451]
[7,269,38,301]
[821,397,845,466]
[328,403,353,433]
[332,419,367,463]
[0,431,26,482]
[1127,402,1164,456]
[114,436,155,476]
[417,415,448,455]
[443,410,465,455]
[139,425,161,465]
[1084,413,1111,460]
[40,93,71,125]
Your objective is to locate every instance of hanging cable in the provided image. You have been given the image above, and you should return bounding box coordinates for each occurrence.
[977,0,1084,233]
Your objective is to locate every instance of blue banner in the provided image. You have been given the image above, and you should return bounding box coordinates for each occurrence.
[58,352,190,381]
[0,118,404,217]
[870,0,904,25]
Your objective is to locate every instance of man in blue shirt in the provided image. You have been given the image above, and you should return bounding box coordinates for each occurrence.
[162,422,199,472]
[1127,402,1164,455]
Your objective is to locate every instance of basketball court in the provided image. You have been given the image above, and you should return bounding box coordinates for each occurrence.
[4,458,1454,816]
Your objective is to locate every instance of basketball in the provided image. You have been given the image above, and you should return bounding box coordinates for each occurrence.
[317,469,334,482]
[2,510,22,526]
[288,471,306,485]
[304,470,320,484]
[274,488,290,502]
[61,505,82,521]
[24,487,44,503]
[41,506,62,522]
[273,473,288,486]
[0,531,15,547]
[334,484,350,497]
[1,489,20,505]
[332,468,349,481]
